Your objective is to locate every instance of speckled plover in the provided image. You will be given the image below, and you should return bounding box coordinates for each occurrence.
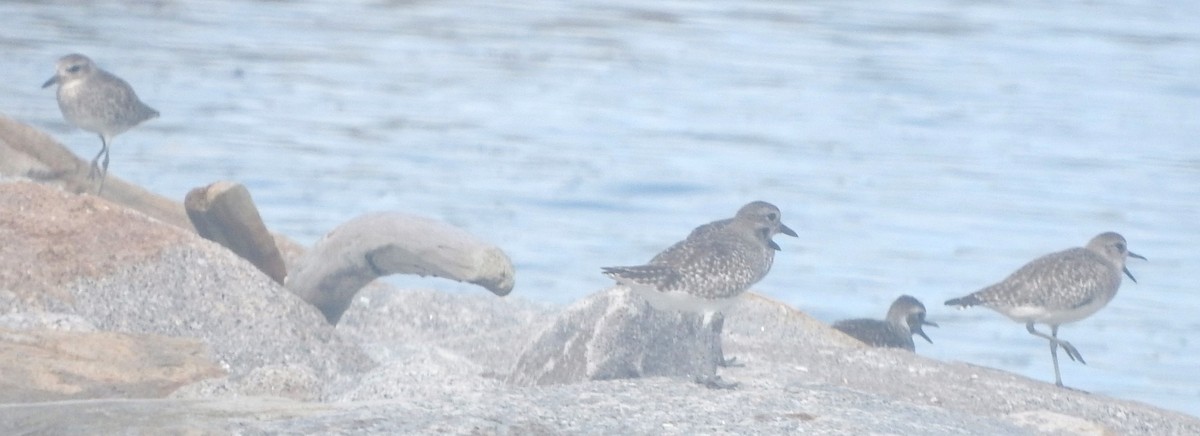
[834,295,937,352]
[945,232,1146,387]
[602,200,797,387]
[43,53,159,193]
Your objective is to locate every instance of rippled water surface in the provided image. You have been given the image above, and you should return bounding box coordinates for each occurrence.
[3,0,1198,417]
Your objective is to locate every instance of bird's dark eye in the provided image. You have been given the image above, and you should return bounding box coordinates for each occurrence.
[766,213,778,221]
[1115,242,1126,252]
[66,65,82,73]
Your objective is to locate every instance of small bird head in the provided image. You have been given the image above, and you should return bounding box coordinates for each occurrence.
[1087,232,1147,283]
[890,295,937,344]
[42,53,96,89]
[735,201,797,251]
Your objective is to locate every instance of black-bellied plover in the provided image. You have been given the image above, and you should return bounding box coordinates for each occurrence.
[43,53,159,193]
[833,295,937,352]
[945,232,1146,388]
[602,200,798,387]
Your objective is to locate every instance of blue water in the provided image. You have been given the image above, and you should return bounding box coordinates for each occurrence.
[2,0,1198,417]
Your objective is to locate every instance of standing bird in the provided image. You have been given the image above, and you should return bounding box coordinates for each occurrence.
[601,201,798,386]
[945,232,1146,388]
[833,295,938,352]
[43,53,159,193]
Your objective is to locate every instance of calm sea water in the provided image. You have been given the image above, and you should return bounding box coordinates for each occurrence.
[2,0,1197,417]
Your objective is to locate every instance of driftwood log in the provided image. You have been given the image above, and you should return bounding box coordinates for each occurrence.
[184,181,287,284]
[3,115,516,322]
[287,212,516,324]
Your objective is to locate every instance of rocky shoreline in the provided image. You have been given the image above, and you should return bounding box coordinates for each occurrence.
[2,117,1199,434]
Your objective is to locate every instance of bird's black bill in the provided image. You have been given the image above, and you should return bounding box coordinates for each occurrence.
[779,222,798,237]
[914,326,934,344]
[1123,266,1138,284]
[1124,251,1146,283]
[41,76,58,89]
[769,240,782,251]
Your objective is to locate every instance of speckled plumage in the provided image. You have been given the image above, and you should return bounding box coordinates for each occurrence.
[601,201,797,316]
[833,295,937,352]
[43,53,158,192]
[945,231,1146,387]
[946,232,1144,325]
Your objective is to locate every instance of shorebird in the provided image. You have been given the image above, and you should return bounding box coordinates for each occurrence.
[833,295,937,352]
[602,200,798,387]
[945,232,1146,387]
[43,53,159,193]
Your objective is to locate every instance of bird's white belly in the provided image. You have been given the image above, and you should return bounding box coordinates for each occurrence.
[1000,298,1110,325]
[620,281,738,315]
[59,83,110,134]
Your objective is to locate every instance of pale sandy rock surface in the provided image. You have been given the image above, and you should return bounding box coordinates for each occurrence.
[0,328,223,402]
[1,178,1199,435]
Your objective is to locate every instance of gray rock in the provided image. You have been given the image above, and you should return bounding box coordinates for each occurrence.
[1008,410,1112,435]
[2,287,1199,435]
[0,380,1079,435]
[331,348,499,402]
[0,312,95,332]
[173,364,324,402]
[508,286,728,386]
[337,285,553,376]
[69,244,375,383]
[0,180,374,399]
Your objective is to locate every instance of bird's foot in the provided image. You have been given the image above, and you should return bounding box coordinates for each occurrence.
[717,356,744,368]
[695,374,739,390]
[1054,382,1090,394]
[1061,342,1086,364]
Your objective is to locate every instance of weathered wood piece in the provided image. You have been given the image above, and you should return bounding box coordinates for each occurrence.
[184,181,287,284]
[287,212,515,324]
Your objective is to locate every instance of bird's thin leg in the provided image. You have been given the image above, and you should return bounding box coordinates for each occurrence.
[95,136,110,194]
[88,136,107,181]
[1025,322,1084,363]
[101,146,110,177]
[692,312,738,389]
[698,312,720,368]
[709,312,742,368]
[1049,326,1062,387]
[1026,323,1085,387]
